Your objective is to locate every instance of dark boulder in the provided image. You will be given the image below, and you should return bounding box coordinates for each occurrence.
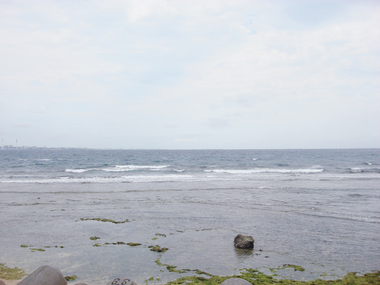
[234,234,254,249]
[18,265,67,285]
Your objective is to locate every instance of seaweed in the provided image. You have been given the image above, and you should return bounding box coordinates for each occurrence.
[194,270,213,276]
[165,267,380,285]
[79,218,129,224]
[270,264,306,272]
[149,245,169,252]
[155,259,189,273]
[0,263,27,280]
[30,248,45,252]
[127,242,142,246]
[64,275,78,281]
[90,236,100,240]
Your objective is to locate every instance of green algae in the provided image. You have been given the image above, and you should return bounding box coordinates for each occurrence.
[194,270,213,276]
[152,237,158,240]
[165,268,380,285]
[270,264,306,272]
[90,236,100,240]
[155,259,190,273]
[20,245,45,251]
[156,233,167,237]
[80,218,130,224]
[149,245,169,252]
[0,263,27,280]
[94,241,134,247]
[282,264,306,271]
[21,244,64,250]
[127,242,142,246]
[153,259,380,285]
[64,275,78,281]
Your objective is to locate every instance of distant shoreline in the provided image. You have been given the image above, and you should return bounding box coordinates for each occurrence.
[1,146,379,151]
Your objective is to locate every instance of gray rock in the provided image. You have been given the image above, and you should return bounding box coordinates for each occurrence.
[234,234,254,249]
[106,278,137,285]
[18,265,67,285]
[220,278,252,285]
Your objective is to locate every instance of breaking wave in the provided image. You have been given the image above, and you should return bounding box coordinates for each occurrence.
[204,168,324,174]
[65,164,169,173]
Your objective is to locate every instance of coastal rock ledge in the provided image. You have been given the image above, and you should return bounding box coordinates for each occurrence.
[234,234,254,249]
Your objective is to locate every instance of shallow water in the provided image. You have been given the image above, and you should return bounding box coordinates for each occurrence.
[0,149,379,284]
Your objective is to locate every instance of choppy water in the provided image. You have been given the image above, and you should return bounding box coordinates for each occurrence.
[0,149,379,284]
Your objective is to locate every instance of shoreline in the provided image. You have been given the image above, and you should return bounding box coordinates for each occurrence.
[1,262,379,285]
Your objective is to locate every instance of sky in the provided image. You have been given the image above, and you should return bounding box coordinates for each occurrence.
[0,0,379,149]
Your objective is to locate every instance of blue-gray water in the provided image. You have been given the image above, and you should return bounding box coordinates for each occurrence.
[0,149,379,284]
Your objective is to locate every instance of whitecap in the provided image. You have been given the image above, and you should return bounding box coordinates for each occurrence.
[173,169,185,173]
[65,168,92,173]
[102,165,169,172]
[204,168,324,174]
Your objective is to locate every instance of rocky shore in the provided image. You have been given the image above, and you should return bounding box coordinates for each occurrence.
[1,235,379,285]
[1,264,379,285]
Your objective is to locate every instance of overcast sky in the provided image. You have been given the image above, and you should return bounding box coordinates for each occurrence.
[0,0,379,149]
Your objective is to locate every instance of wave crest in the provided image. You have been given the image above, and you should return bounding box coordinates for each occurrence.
[204,168,324,174]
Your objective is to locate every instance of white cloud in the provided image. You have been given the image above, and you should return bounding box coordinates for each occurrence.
[0,0,379,148]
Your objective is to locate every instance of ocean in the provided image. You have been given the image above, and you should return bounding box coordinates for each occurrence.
[0,148,379,284]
